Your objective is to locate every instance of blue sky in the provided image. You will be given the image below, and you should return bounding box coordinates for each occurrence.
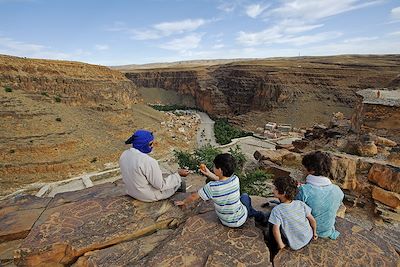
[0,0,399,65]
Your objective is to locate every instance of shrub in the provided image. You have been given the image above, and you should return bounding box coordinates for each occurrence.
[194,144,222,171]
[4,87,12,92]
[173,150,198,170]
[228,145,246,171]
[41,92,49,97]
[214,118,252,145]
[240,169,273,197]
[54,96,61,103]
[55,117,62,122]
[90,157,97,163]
[174,144,246,173]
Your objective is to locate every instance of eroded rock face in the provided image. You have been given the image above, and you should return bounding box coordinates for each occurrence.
[138,211,271,266]
[274,218,400,267]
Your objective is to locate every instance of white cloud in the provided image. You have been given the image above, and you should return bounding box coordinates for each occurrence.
[237,27,283,46]
[154,19,206,35]
[270,0,381,21]
[388,31,400,36]
[0,36,44,53]
[217,1,236,12]
[129,19,208,40]
[391,6,400,21]
[281,31,342,46]
[159,34,202,52]
[245,4,269,18]
[130,29,162,40]
[237,20,328,46]
[0,36,91,61]
[94,44,109,51]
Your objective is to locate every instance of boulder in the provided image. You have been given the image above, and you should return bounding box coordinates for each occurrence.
[254,149,293,165]
[330,154,358,190]
[375,202,400,224]
[292,139,309,150]
[374,136,397,147]
[388,151,400,167]
[138,211,272,266]
[372,186,400,209]
[356,141,378,157]
[274,218,399,267]
[259,160,291,178]
[15,187,185,266]
[368,164,400,194]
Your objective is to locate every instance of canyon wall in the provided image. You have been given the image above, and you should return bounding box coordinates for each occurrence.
[0,55,138,108]
[124,56,400,120]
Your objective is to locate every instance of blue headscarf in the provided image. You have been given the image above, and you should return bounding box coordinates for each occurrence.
[125,129,154,154]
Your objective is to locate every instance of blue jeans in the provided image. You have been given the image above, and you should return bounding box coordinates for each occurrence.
[240,193,269,224]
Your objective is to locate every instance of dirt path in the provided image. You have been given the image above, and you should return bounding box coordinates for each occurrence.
[195,111,217,147]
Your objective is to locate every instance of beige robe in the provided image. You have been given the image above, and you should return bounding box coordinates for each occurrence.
[119,148,181,202]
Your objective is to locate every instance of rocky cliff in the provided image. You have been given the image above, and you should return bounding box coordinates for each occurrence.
[124,55,400,128]
[0,55,138,108]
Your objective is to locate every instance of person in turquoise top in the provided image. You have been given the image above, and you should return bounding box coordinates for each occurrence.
[296,151,344,239]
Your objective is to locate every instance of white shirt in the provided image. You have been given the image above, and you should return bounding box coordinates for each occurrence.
[119,148,181,202]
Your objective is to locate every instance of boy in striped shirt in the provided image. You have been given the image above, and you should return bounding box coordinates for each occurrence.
[269,176,318,250]
[174,153,248,228]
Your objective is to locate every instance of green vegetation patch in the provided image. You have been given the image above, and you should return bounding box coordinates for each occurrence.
[214,118,252,145]
[239,169,273,197]
[150,104,195,112]
[174,144,272,196]
[4,86,13,92]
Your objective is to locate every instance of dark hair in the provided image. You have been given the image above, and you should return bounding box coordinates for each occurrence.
[302,151,332,177]
[213,153,236,177]
[273,176,298,200]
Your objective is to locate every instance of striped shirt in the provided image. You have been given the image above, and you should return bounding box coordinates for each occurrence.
[268,200,313,250]
[198,175,247,228]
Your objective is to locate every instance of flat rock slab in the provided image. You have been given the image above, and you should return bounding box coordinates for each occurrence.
[73,229,173,267]
[139,211,272,266]
[15,195,184,266]
[274,218,400,267]
[48,181,125,208]
[0,195,51,242]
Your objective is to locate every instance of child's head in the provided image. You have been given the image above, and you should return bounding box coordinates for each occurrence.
[213,153,236,178]
[272,176,298,201]
[301,151,331,177]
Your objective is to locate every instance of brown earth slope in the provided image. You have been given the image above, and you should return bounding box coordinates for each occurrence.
[123,55,400,129]
[0,55,198,197]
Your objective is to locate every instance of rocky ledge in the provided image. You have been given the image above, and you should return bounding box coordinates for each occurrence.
[1,180,399,266]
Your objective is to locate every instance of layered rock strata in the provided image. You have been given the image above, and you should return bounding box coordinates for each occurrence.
[124,56,400,122]
[0,55,138,108]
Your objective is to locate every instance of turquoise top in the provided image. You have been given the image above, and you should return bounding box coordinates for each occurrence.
[296,183,344,239]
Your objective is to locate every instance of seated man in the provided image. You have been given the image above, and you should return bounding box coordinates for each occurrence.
[119,129,188,202]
